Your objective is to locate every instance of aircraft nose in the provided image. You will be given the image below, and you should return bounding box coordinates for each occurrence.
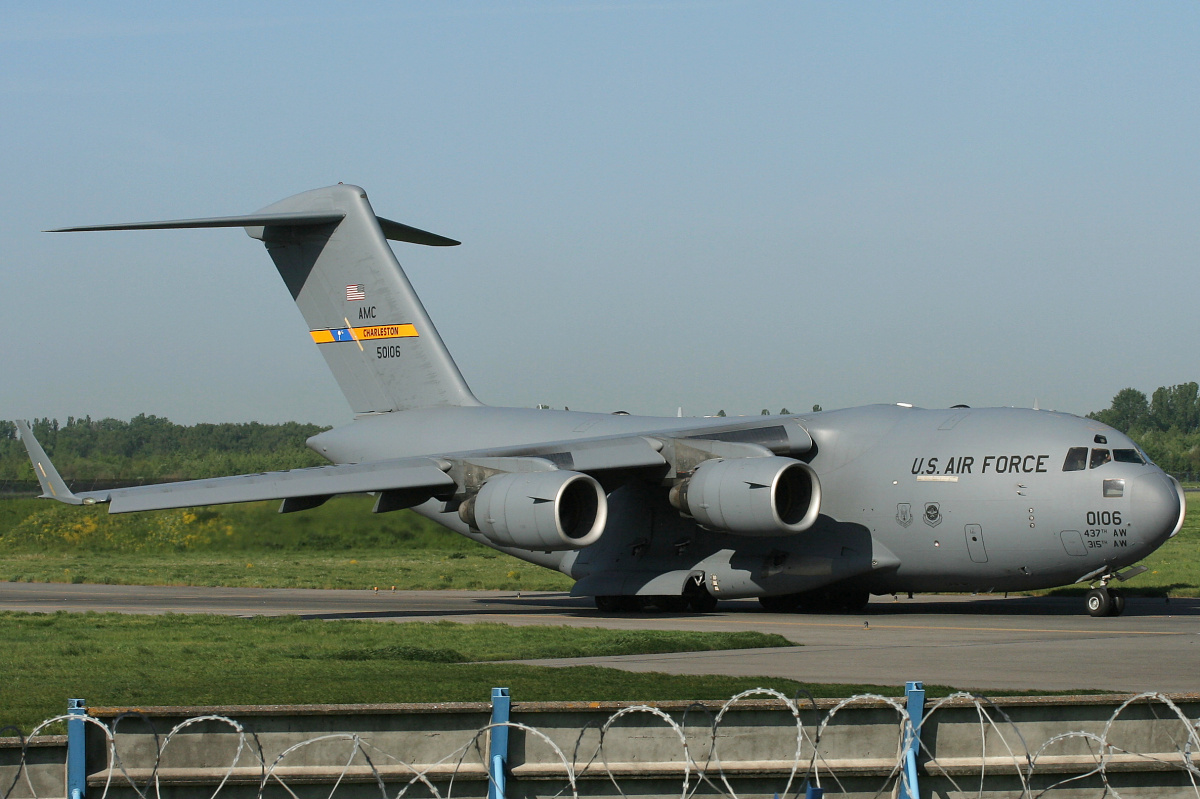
[1131,471,1186,545]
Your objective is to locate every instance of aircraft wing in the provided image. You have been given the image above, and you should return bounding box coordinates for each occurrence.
[16,411,823,514]
[16,421,455,514]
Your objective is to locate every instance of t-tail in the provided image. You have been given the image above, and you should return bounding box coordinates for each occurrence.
[52,184,481,414]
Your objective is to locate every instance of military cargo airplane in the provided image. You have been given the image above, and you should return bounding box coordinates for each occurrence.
[19,184,1186,617]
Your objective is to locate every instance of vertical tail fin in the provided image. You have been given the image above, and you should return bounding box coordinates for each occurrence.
[248,184,480,413]
[52,184,482,414]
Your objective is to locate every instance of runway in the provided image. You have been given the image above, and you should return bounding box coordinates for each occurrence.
[3,581,1198,694]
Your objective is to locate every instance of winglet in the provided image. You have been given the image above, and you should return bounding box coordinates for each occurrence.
[15,421,87,505]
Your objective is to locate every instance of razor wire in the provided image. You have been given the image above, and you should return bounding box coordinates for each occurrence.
[5,690,1200,799]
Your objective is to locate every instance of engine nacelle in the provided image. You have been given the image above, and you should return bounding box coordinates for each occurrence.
[669,456,821,536]
[459,470,607,551]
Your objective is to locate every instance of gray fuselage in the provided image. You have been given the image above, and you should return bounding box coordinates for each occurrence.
[308,402,1184,600]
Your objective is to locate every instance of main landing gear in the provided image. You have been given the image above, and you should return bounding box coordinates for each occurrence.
[1085,586,1126,617]
[593,593,717,613]
[594,579,719,614]
[759,588,870,614]
[593,574,719,614]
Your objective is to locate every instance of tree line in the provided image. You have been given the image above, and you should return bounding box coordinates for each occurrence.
[0,414,328,483]
[1088,382,1200,474]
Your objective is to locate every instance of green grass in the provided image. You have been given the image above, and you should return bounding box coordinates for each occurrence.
[0,550,573,590]
[0,495,470,553]
[1123,494,1200,595]
[0,495,574,589]
[0,612,865,735]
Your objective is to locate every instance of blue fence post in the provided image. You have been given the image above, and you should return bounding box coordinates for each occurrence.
[489,687,511,799]
[67,698,87,799]
[904,681,925,799]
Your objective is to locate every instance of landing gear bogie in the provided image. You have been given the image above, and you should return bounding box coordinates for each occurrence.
[759,593,800,613]
[594,595,638,612]
[687,592,718,613]
[594,589,717,614]
[759,588,871,614]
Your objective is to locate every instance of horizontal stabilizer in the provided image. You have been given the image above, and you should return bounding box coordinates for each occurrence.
[377,217,460,246]
[46,212,346,233]
[49,212,459,246]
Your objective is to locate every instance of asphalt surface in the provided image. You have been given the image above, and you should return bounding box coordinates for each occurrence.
[3,582,1198,694]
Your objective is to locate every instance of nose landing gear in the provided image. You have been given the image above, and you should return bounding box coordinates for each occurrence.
[1082,564,1147,617]
[1085,586,1125,617]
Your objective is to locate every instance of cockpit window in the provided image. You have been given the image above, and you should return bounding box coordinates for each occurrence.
[1137,445,1157,466]
[1090,448,1112,469]
[1113,448,1145,464]
[1063,447,1088,471]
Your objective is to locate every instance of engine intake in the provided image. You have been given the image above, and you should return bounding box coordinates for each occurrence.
[670,456,821,536]
[460,470,607,550]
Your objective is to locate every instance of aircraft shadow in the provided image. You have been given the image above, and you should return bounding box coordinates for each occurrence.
[858,595,1199,617]
[294,593,1199,621]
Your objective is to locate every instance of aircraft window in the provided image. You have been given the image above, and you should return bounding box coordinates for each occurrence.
[1113,448,1144,464]
[1090,448,1111,469]
[1104,479,1125,498]
[1062,447,1088,471]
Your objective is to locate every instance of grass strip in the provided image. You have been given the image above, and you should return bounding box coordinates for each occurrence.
[0,549,573,590]
[2,613,812,733]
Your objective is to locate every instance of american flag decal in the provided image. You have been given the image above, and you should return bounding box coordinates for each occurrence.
[345,284,366,301]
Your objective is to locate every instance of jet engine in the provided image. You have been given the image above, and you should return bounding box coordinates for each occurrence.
[669,456,821,536]
[459,470,607,550]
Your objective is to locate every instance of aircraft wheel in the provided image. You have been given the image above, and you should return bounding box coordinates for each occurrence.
[687,590,718,613]
[1085,588,1112,617]
[653,595,689,612]
[829,589,870,613]
[596,595,639,612]
[791,592,825,613]
[683,580,718,613]
[1108,589,1126,617]
[759,594,800,612]
[595,595,623,612]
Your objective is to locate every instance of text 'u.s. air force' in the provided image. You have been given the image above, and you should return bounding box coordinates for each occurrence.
[911,455,1050,475]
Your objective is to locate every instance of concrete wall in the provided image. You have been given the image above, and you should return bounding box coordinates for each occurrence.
[3,692,1199,798]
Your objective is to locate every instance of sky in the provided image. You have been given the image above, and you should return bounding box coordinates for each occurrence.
[2,2,1198,428]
